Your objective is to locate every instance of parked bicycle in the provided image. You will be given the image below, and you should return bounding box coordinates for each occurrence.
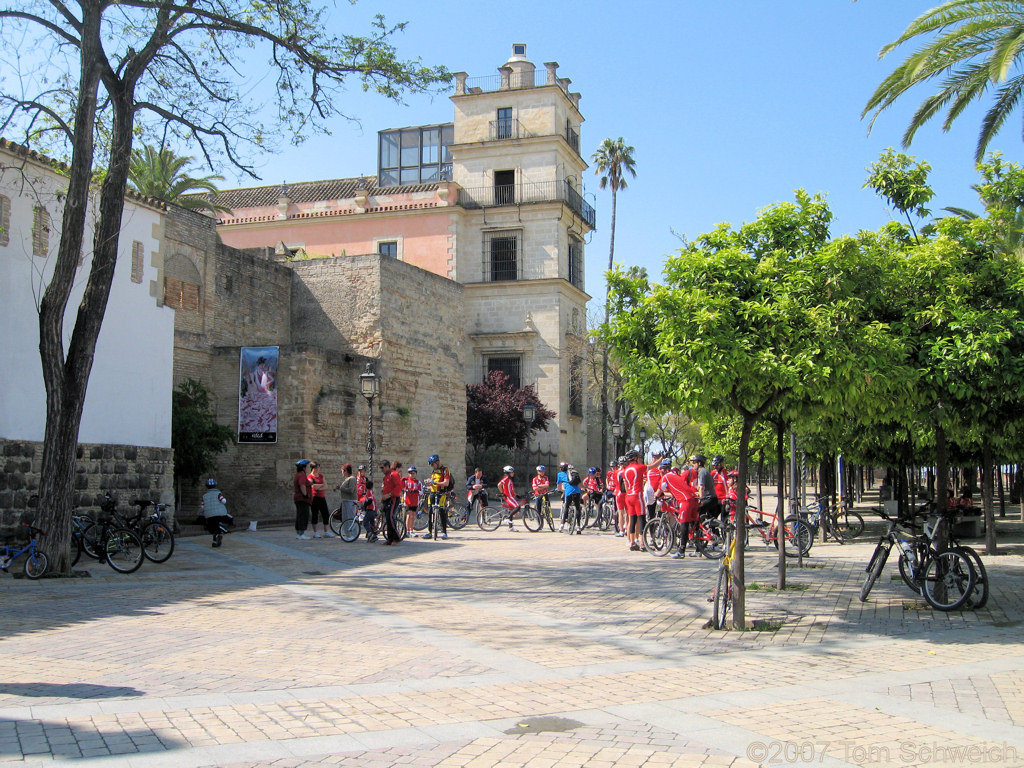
[709,526,738,630]
[80,514,145,574]
[796,495,864,543]
[531,492,557,532]
[478,500,539,531]
[0,523,49,579]
[859,506,978,611]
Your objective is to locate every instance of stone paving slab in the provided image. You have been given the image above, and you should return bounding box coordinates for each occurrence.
[1,522,1023,767]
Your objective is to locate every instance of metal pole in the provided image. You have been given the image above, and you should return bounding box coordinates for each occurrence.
[367,398,375,482]
[790,432,797,515]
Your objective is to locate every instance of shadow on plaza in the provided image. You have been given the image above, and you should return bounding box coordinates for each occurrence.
[0,716,184,761]
[0,683,143,700]
[3,522,1023,651]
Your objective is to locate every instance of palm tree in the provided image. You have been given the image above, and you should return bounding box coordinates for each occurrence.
[592,137,636,469]
[864,2,1024,162]
[128,145,232,214]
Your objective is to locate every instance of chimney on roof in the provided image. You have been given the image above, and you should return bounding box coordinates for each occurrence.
[277,182,291,220]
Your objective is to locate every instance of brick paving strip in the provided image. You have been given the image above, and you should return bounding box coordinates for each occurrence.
[1,526,1023,767]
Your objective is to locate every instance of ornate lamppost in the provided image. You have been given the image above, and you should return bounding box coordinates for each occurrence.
[522,403,536,469]
[360,363,380,479]
[612,422,622,459]
[638,427,647,459]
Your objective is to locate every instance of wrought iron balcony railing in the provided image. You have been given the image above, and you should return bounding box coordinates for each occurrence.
[459,180,596,228]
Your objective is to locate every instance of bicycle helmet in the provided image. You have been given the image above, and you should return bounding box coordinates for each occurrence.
[428,454,439,465]
[357,465,366,471]
[712,454,725,466]
[625,449,639,461]
[536,465,547,472]
[559,462,569,471]
[295,459,310,468]
[503,465,515,473]
[408,466,417,473]
[609,459,618,468]
[206,478,217,487]
[691,454,706,464]
[588,467,598,474]
[660,458,671,468]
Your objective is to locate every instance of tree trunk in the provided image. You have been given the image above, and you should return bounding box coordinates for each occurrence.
[934,426,949,550]
[998,463,1006,518]
[732,415,754,630]
[599,185,618,472]
[983,437,997,555]
[775,420,786,590]
[36,11,107,574]
[38,52,136,573]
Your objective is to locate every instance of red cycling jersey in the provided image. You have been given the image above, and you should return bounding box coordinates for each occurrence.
[402,476,422,508]
[498,475,518,510]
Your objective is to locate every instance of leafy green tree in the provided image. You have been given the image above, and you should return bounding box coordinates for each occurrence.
[129,145,231,214]
[865,149,934,241]
[864,1,1024,161]
[172,379,234,503]
[605,191,861,629]
[0,1,448,572]
[592,137,637,470]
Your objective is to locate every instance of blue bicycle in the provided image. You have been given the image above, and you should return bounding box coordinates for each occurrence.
[1,523,49,579]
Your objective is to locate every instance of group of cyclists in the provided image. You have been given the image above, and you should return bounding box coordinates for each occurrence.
[347,449,739,553]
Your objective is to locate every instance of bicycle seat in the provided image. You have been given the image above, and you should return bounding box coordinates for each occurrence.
[132,499,153,510]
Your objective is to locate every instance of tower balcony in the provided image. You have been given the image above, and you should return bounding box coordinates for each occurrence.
[458,180,596,229]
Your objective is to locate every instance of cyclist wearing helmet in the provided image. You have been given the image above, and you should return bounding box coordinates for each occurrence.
[202,478,232,548]
[692,454,722,523]
[293,459,312,540]
[403,467,422,535]
[560,464,584,533]
[582,467,602,500]
[609,457,628,536]
[498,465,520,530]
[622,450,647,550]
[645,457,667,521]
[423,454,451,539]
[711,455,731,515]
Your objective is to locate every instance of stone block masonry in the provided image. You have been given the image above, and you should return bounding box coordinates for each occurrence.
[0,438,174,534]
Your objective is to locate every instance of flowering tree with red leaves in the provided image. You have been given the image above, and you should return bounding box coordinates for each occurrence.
[466,372,555,450]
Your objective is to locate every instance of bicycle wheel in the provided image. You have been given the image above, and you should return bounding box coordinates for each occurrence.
[697,518,727,559]
[523,505,543,531]
[141,522,175,563]
[922,549,975,611]
[836,510,864,540]
[642,517,672,556]
[713,564,732,630]
[329,508,345,537]
[598,502,613,531]
[478,506,502,532]
[80,522,104,560]
[897,547,923,594]
[544,504,556,531]
[781,517,813,557]
[413,510,428,531]
[340,518,360,543]
[393,510,406,541]
[580,501,596,529]
[448,504,469,530]
[24,549,49,579]
[859,541,891,602]
[104,528,144,574]
[956,545,989,609]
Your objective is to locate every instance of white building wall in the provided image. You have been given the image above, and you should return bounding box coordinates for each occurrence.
[0,148,174,448]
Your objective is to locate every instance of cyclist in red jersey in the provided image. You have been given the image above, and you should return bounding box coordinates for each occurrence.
[498,465,520,531]
[582,467,602,504]
[664,463,699,557]
[531,465,551,519]
[621,450,647,551]
[402,467,422,536]
[711,454,731,522]
[611,457,628,537]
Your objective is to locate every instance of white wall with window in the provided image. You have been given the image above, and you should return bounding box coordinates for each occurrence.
[0,144,174,448]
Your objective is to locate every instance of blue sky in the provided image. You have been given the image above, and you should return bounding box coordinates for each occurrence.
[224,1,1020,317]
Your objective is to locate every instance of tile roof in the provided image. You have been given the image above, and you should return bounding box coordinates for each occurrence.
[212,177,442,210]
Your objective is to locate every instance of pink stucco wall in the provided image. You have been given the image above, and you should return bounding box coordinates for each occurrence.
[217,192,457,279]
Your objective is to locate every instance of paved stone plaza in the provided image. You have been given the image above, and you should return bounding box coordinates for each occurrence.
[2,517,1024,767]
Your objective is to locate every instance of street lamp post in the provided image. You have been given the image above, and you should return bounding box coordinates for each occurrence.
[360,363,380,480]
[638,427,647,459]
[612,422,622,459]
[522,403,536,470]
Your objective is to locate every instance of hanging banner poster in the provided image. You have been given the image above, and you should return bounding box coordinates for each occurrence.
[238,346,279,443]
